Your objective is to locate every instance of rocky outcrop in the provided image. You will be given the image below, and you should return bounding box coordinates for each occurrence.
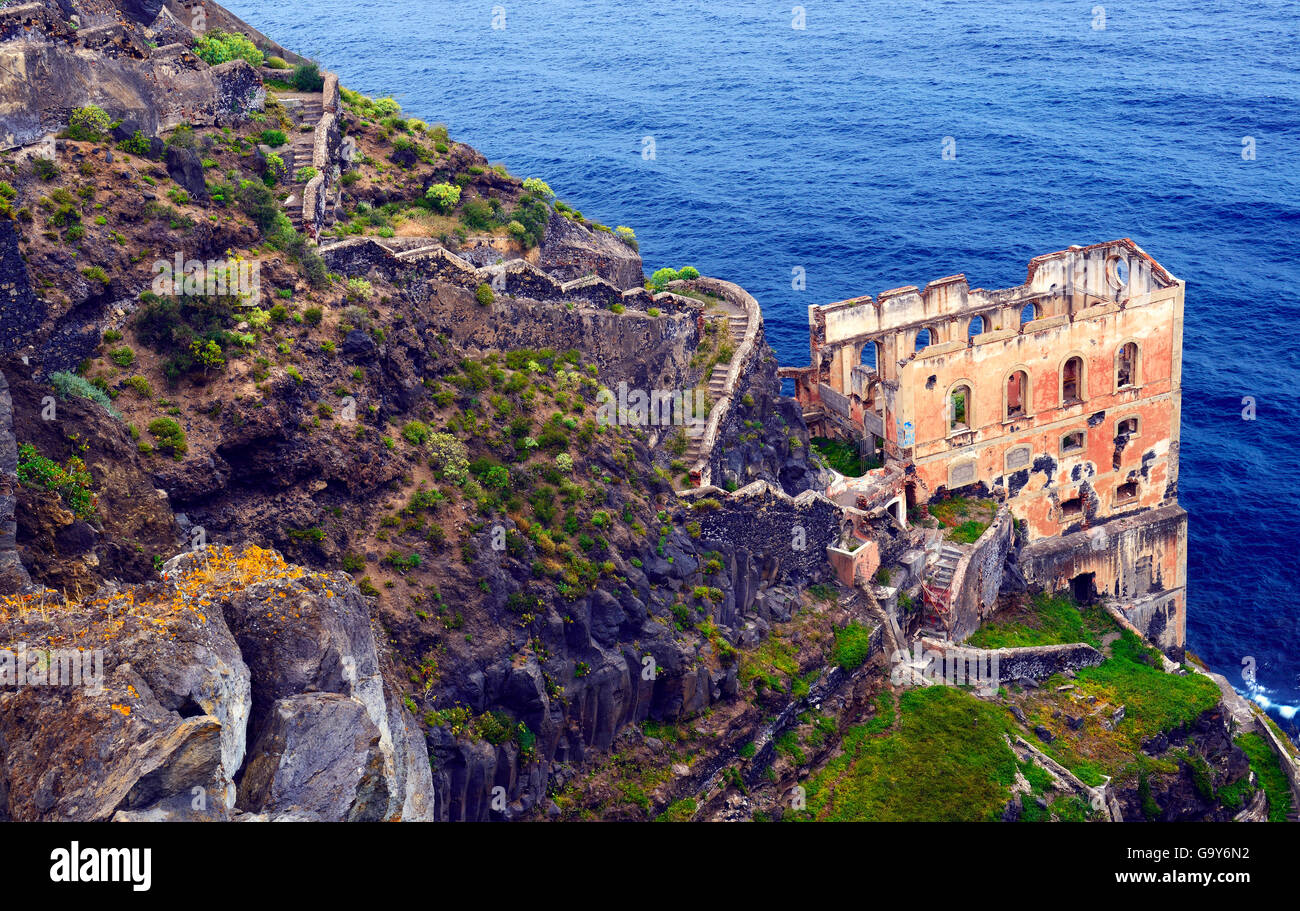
[0,1,265,151]
[0,545,433,821]
[536,211,644,291]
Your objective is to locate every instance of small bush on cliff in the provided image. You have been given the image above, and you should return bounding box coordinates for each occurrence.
[147,417,187,460]
[16,444,96,519]
[402,420,430,446]
[194,31,264,68]
[521,177,554,200]
[428,433,469,485]
[475,283,494,306]
[48,371,120,419]
[66,105,111,142]
[615,226,638,251]
[425,182,461,213]
[260,129,288,148]
[649,267,679,291]
[117,130,151,156]
[32,157,59,181]
[292,62,325,92]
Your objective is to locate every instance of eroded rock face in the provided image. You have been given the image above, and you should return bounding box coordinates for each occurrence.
[536,212,644,291]
[0,2,265,151]
[0,545,433,821]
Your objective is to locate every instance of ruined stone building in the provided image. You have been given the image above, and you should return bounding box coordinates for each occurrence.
[782,239,1187,652]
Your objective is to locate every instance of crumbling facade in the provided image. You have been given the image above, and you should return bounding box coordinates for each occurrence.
[783,239,1187,651]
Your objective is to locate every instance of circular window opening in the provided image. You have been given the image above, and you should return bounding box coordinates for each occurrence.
[1107,255,1130,290]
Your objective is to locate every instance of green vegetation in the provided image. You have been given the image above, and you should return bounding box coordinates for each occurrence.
[831,622,874,671]
[927,495,996,543]
[48,370,120,418]
[66,105,111,142]
[967,591,1114,649]
[147,417,187,460]
[194,30,264,68]
[425,182,461,213]
[800,687,1018,821]
[1236,732,1294,822]
[16,443,96,519]
[809,436,876,477]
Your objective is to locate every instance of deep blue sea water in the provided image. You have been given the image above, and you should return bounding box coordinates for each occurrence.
[227,0,1300,733]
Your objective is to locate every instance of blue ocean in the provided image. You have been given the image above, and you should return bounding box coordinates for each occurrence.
[226,0,1300,733]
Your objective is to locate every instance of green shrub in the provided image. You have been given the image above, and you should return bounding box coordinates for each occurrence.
[117,130,151,156]
[66,105,111,142]
[521,177,554,199]
[147,417,187,460]
[108,346,135,367]
[291,62,325,92]
[475,283,494,307]
[832,622,874,671]
[48,371,120,418]
[125,375,153,397]
[32,157,59,181]
[649,267,679,291]
[16,443,96,518]
[194,31,264,67]
[304,306,323,326]
[260,129,288,147]
[425,182,460,213]
[402,420,430,446]
[266,56,290,70]
[614,226,638,250]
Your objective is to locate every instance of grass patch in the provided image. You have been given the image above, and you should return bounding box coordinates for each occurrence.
[799,687,1018,821]
[967,591,1116,649]
[1236,732,1294,822]
[927,495,996,543]
[810,437,877,477]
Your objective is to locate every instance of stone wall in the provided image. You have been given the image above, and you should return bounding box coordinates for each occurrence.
[688,481,842,587]
[947,508,1015,642]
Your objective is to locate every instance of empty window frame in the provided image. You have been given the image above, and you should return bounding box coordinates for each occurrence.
[1116,480,1139,503]
[1060,495,1084,518]
[1005,370,1028,419]
[1061,356,1084,404]
[1116,416,1139,438]
[860,340,879,371]
[968,315,984,337]
[1060,430,1085,455]
[915,327,933,352]
[1116,341,1139,388]
[949,384,972,432]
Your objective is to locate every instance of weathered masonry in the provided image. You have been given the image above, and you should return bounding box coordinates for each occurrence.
[782,239,1187,651]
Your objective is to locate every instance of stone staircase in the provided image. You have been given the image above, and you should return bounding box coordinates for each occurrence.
[277,91,325,232]
[919,543,964,638]
[682,311,748,466]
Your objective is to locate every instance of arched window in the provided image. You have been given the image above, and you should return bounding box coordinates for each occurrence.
[1062,356,1084,404]
[1006,370,1028,419]
[1020,302,1038,325]
[968,315,984,337]
[949,383,971,432]
[914,328,932,352]
[1116,341,1138,388]
[860,340,878,371]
